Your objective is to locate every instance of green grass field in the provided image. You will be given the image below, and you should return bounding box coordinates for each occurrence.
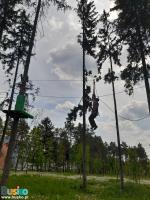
[3,174,150,200]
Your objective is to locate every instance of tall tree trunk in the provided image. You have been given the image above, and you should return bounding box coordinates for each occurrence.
[1,117,19,185]
[137,27,150,113]
[31,157,34,171]
[135,10,150,113]
[15,153,19,173]
[0,50,20,153]
[21,160,24,171]
[82,5,87,188]
[20,0,41,96]
[26,162,28,174]
[44,160,47,172]
[109,54,124,190]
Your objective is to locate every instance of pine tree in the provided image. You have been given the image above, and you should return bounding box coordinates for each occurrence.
[0,0,31,48]
[14,119,30,171]
[67,0,99,122]
[111,0,150,112]
[77,0,99,57]
[78,0,93,188]
[0,9,33,154]
[0,9,33,75]
[66,0,99,188]
[38,117,54,171]
[96,10,124,190]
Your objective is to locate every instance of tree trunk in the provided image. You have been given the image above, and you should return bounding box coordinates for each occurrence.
[15,154,19,173]
[45,160,47,172]
[31,163,34,171]
[20,0,41,95]
[135,10,150,113]
[109,54,124,190]
[137,27,150,113]
[21,162,23,171]
[1,117,19,185]
[0,50,20,153]
[31,154,35,171]
[26,162,28,174]
[82,3,87,189]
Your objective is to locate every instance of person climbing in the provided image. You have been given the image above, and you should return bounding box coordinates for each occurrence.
[89,80,99,130]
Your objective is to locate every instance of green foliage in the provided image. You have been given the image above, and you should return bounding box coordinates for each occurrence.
[112,0,150,94]
[66,87,92,123]
[0,1,33,75]
[124,143,149,180]
[15,119,30,169]
[28,127,45,170]
[1,116,148,180]
[77,0,99,57]
[96,10,122,83]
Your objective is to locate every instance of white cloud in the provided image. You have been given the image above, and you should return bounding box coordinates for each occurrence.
[49,43,96,79]
[56,101,75,111]
[48,17,64,31]
[119,100,148,120]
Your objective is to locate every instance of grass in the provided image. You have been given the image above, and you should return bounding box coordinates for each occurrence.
[2,174,150,200]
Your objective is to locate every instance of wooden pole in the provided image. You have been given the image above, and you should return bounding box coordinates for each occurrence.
[82,0,87,189]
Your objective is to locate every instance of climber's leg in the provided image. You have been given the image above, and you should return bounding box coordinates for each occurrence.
[93,119,97,130]
[89,113,97,129]
[89,114,94,127]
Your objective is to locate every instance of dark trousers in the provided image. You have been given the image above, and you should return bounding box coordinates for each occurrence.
[89,113,98,129]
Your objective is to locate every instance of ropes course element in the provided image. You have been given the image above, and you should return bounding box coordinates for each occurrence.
[99,98,150,122]
[0,85,145,99]
[34,85,145,99]
[36,95,81,99]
